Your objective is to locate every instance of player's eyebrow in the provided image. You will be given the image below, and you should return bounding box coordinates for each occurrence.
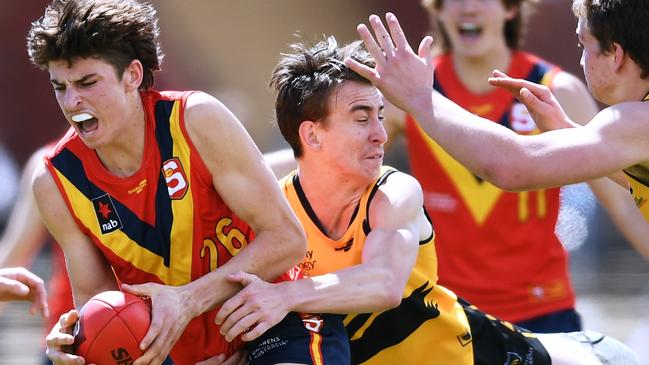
[350,104,384,113]
[50,73,98,86]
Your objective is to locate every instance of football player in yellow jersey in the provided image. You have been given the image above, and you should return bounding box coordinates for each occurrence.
[215,36,638,364]
[346,4,649,234]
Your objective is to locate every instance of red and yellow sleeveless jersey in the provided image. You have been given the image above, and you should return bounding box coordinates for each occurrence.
[44,90,283,364]
[282,167,475,364]
[404,52,575,322]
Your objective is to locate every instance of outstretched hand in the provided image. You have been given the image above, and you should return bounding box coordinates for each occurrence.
[488,70,574,131]
[0,267,49,318]
[345,13,435,119]
[215,271,290,342]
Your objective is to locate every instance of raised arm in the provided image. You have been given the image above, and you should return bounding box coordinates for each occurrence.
[215,171,427,342]
[347,13,649,190]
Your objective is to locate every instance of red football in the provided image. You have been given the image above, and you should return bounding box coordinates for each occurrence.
[72,291,150,365]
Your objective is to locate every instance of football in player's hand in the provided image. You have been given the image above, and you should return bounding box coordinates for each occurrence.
[72,291,150,365]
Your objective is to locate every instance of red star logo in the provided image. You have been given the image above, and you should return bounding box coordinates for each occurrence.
[98,201,112,219]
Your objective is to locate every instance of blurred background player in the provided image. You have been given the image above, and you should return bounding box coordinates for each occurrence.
[0,146,72,365]
[380,0,648,332]
[0,138,19,232]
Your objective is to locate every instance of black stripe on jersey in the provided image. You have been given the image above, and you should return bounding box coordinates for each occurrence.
[362,168,397,235]
[346,281,440,364]
[51,148,170,260]
[292,174,329,236]
[293,173,361,236]
[153,99,177,267]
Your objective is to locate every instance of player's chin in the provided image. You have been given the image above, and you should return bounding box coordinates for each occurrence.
[361,160,382,179]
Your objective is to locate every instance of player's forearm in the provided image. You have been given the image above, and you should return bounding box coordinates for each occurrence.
[284,265,403,314]
[412,92,529,187]
[186,227,306,314]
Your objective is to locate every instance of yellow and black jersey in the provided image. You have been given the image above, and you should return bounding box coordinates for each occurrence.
[282,167,550,364]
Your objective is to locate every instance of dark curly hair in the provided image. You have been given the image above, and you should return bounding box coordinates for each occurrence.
[270,36,375,158]
[27,0,164,90]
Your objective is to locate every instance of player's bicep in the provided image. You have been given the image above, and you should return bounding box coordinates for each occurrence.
[362,172,425,282]
[184,92,294,231]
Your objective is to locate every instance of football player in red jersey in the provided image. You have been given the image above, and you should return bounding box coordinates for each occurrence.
[22,0,352,364]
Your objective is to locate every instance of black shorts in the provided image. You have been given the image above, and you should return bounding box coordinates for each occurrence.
[515,307,582,333]
[460,298,551,365]
[246,312,350,365]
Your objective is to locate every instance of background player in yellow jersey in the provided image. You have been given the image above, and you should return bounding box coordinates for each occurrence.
[346,4,649,229]
[380,0,649,333]
[214,36,638,364]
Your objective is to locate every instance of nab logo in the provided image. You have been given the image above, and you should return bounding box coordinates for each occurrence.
[111,347,133,365]
[92,194,123,234]
[302,314,324,333]
[162,158,188,200]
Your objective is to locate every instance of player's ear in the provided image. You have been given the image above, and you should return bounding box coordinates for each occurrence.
[123,59,144,91]
[611,42,626,73]
[299,121,321,151]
